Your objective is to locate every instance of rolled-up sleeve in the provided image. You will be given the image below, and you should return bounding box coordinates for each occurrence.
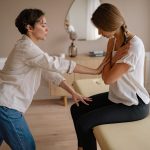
[42,70,65,86]
[24,46,76,74]
[116,47,139,72]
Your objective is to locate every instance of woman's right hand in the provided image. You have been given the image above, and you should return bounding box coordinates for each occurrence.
[97,55,110,74]
[112,42,130,65]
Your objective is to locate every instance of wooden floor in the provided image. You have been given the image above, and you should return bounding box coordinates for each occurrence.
[1,99,100,150]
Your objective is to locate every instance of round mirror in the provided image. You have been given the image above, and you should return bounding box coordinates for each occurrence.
[65,0,101,41]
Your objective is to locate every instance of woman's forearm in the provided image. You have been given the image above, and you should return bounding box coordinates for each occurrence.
[59,80,76,95]
[102,60,112,84]
[73,64,99,75]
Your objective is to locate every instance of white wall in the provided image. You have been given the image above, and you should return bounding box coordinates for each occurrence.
[0,0,150,99]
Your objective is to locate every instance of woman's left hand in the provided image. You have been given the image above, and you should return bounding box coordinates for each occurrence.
[71,92,92,106]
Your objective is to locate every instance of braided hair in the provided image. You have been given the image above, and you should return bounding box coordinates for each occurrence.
[121,24,129,45]
[91,3,129,45]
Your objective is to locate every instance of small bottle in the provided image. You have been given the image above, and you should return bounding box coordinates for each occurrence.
[68,42,77,57]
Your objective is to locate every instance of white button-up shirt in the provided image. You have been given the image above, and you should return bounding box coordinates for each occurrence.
[0,35,76,113]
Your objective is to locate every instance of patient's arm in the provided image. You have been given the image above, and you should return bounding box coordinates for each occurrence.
[111,42,130,66]
[101,42,130,84]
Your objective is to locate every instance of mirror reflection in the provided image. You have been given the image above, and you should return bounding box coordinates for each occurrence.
[65,0,101,41]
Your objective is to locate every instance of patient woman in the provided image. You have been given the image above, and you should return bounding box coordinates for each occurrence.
[70,3,150,150]
[0,8,109,150]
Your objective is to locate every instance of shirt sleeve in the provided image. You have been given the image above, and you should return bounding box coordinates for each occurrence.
[115,39,143,72]
[116,51,138,72]
[23,46,76,74]
[42,70,65,86]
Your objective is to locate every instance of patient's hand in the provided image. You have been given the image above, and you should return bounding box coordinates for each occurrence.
[97,56,110,74]
[112,42,130,65]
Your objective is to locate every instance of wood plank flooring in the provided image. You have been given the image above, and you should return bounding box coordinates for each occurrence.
[1,99,100,150]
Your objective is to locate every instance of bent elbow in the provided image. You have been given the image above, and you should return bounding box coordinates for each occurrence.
[102,74,116,85]
[103,79,111,85]
[103,77,114,85]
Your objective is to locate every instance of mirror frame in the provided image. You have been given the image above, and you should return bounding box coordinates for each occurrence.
[64,0,101,41]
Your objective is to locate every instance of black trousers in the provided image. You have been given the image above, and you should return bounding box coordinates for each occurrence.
[70,92,149,150]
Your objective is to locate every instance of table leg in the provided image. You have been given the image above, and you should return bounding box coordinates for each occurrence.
[63,96,68,107]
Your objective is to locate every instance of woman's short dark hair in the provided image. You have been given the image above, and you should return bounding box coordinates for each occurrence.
[15,8,45,34]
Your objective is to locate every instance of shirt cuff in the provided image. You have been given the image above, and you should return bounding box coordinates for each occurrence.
[67,60,76,74]
[53,75,66,86]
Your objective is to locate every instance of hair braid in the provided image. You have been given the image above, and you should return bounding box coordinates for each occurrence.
[121,23,129,45]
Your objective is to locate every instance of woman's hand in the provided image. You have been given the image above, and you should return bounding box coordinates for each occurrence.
[59,80,92,106]
[97,56,110,74]
[71,91,92,106]
[112,42,130,65]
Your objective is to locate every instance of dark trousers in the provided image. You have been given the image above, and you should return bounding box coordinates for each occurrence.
[70,92,149,150]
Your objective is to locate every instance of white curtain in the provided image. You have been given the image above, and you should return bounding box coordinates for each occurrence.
[86,0,100,40]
